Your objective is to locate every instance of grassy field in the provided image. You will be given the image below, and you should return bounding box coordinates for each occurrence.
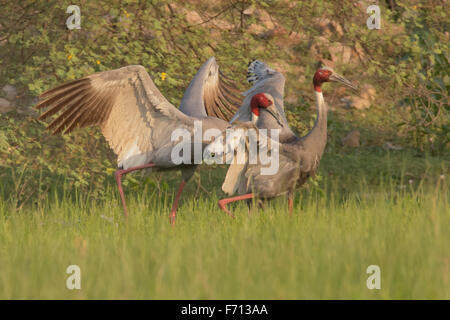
[0,150,448,299]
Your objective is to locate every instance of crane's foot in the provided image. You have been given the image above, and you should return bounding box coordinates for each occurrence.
[169,211,176,226]
[218,193,254,219]
[218,200,236,218]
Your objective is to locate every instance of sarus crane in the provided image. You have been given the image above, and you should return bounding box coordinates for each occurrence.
[206,62,356,216]
[36,57,242,223]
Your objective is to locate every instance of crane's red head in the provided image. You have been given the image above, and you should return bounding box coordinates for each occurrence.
[313,66,357,92]
[250,93,273,116]
[313,68,332,92]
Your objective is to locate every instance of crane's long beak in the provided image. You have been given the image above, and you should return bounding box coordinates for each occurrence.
[266,107,284,127]
[330,73,358,90]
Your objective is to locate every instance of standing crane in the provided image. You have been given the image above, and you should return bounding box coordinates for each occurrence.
[206,64,356,216]
[36,57,242,224]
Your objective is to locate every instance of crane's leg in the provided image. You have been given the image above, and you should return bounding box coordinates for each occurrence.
[169,180,186,225]
[114,163,156,218]
[288,197,293,216]
[218,193,254,218]
[288,191,294,216]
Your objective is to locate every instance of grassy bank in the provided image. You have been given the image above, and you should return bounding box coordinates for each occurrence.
[0,150,448,299]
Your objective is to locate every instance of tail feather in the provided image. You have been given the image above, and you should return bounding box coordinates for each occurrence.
[246,59,272,84]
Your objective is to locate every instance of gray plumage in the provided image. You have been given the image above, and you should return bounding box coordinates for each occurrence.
[209,65,356,212]
[180,57,242,120]
[235,92,326,199]
[231,60,295,142]
[35,57,244,220]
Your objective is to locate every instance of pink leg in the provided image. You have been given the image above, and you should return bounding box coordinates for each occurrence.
[218,193,254,218]
[288,196,293,217]
[114,163,156,218]
[169,180,186,225]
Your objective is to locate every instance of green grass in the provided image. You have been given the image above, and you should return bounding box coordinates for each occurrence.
[0,150,448,299]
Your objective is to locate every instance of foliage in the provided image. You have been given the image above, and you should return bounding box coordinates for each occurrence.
[0,114,114,209]
[395,3,449,154]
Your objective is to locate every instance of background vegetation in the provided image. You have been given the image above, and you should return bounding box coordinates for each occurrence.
[0,0,448,299]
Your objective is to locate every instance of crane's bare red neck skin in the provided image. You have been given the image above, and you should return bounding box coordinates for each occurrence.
[313,69,332,92]
[250,93,273,116]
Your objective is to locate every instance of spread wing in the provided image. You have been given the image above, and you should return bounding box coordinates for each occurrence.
[36,65,192,167]
[230,60,288,125]
[179,57,242,121]
[203,70,243,121]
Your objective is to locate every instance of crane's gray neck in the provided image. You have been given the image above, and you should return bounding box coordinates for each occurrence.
[300,90,327,157]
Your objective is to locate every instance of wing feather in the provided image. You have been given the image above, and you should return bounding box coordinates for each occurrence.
[231,60,288,124]
[38,78,89,101]
[37,84,90,119]
[46,93,92,131]
[203,70,242,121]
[180,57,243,121]
[36,65,191,166]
